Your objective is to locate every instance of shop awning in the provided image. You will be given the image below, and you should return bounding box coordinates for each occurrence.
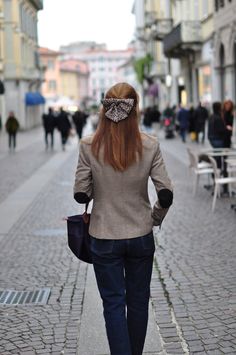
[25,92,45,106]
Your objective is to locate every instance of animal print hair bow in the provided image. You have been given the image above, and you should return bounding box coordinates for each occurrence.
[101,98,134,123]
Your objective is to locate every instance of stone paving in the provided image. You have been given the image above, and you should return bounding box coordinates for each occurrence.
[0,127,235,355]
[150,138,236,354]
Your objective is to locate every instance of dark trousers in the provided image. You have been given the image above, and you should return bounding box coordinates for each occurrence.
[76,125,83,139]
[45,130,54,149]
[91,232,155,355]
[8,133,16,149]
[209,139,224,169]
[60,132,68,149]
[180,128,187,142]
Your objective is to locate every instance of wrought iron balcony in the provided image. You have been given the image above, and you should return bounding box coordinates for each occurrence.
[163,21,202,57]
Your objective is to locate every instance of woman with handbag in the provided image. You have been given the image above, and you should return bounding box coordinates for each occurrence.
[74,82,173,355]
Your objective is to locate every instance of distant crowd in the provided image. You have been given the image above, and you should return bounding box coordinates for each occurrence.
[142,100,234,149]
[1,99,234,153]
[42,107,99,151]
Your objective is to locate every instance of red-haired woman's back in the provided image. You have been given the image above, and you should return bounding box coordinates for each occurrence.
[73,82,173,355]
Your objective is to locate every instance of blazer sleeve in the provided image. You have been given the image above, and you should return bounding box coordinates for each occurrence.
[73,142,93,201]
[150,142,173,226]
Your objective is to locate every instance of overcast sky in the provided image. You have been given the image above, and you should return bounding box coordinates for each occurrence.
[38,0,135,50]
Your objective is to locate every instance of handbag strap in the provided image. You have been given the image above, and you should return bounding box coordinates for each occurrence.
[83,202,90,224]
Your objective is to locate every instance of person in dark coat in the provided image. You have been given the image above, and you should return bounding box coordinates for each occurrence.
[57,108,72,151]
[5,111,20,151]
[208,102,232,169]
[72,109,87,140]
[223,100,234,148]
[194,102,209,144]
[42,107,55,150]
[177,105,189,142]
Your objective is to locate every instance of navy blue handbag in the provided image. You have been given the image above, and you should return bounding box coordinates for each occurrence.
[67,204,92,264]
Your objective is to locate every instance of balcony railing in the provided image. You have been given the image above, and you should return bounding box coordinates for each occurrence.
[163,21,202,57]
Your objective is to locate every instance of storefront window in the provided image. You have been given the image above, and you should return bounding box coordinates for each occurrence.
[198,65,212,104]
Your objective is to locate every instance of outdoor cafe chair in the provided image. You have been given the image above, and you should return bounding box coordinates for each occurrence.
[186,148,214,195]
[207,156,236,212]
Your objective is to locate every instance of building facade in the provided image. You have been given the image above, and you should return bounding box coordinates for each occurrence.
[39,47,61,105]
[3,0,44,129]
[59,59,89,109]
[213,0,236,103]
[60,42,133,105]
[79,49,133,104]
[39,48,89,110]
[132,0,236,143]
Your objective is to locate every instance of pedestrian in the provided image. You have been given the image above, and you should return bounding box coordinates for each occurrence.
[42,107,55,150]
[57,107,71,151]
[208,101,232,169]
[162,104,175,139]
[223,99,234,148]
[177,104,189,142]
[194,102,209,144]
[188,105,197,141]
[73,83,173,355]
[0,114,2,132]
[5,111,20,151]
[72,108,87,140]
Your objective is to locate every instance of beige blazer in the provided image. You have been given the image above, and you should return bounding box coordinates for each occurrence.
[74,132,173,240]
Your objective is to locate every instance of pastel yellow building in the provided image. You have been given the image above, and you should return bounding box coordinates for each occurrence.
[2,0,43,128]
[59,59,89,107]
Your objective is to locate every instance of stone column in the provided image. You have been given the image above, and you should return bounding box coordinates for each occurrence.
[212,67,222,101]
[224,64,235,101]
[192,67,199,106]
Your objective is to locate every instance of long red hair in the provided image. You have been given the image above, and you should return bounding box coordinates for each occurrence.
[91,83,142,171]
[223,100,234,114]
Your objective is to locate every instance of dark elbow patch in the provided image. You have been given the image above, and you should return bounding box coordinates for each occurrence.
[158,189,173,208]
[74,192,90,204]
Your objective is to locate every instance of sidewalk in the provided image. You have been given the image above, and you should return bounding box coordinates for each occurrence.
[0,126,165,355]
[0,127,43,159]
[0,126,235,354]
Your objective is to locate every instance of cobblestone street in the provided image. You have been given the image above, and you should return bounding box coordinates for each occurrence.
[0,127,235,355]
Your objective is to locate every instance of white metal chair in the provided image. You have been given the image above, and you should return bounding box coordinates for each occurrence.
[186,148,214,195]
[208,156,236,212]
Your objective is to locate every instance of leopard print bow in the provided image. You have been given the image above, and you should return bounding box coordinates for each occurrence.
[101,98,134,123]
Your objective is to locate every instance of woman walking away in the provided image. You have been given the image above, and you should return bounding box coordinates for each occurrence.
[73,83,173,355]
[5,111,20,152]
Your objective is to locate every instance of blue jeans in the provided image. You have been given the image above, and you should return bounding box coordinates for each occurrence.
[180,128,187,142]
[91,232,155,355]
